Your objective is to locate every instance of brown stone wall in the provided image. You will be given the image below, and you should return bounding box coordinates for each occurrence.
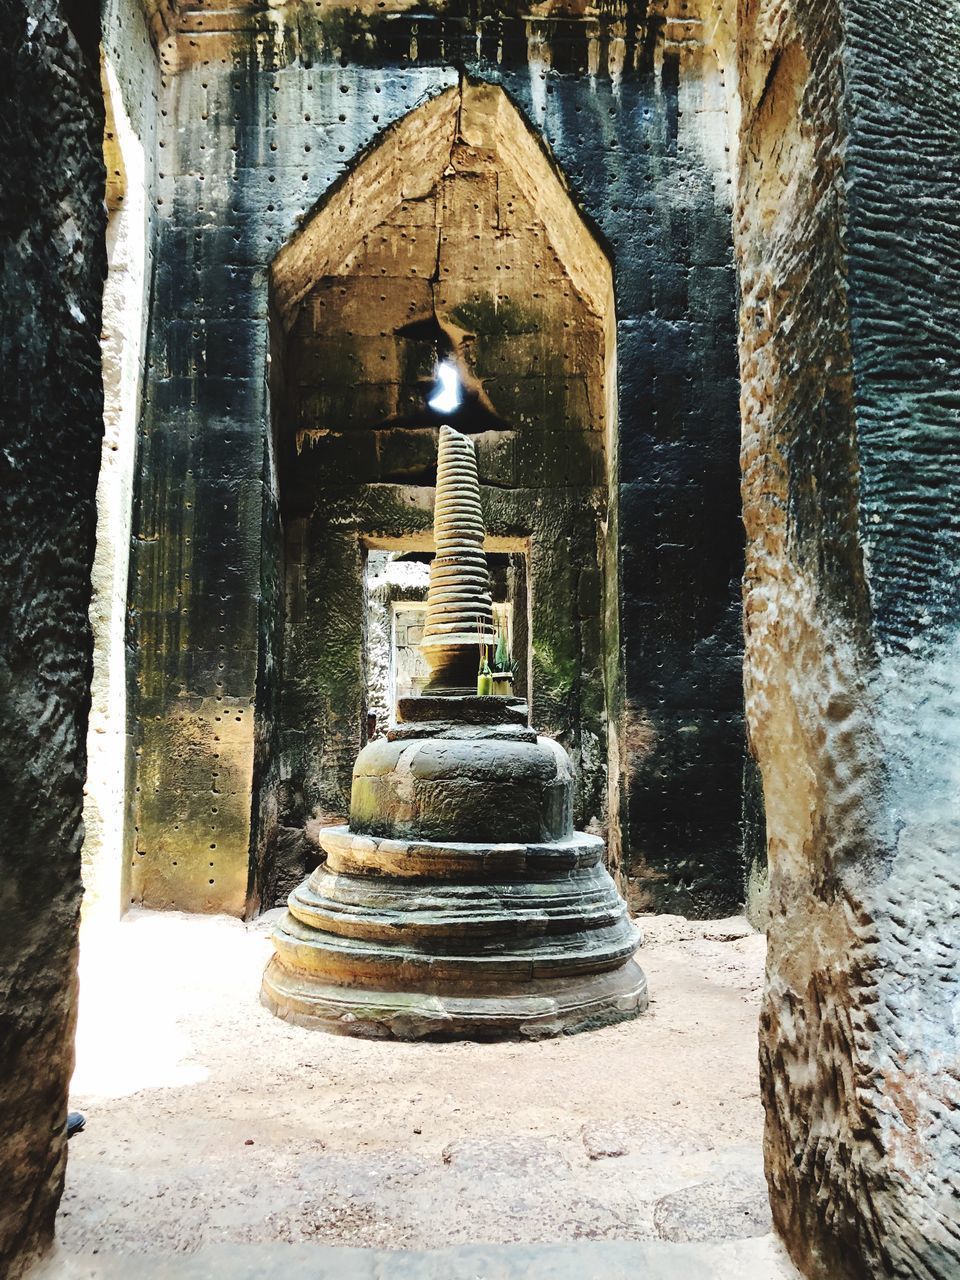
[0,0,105,1274]
[727,0,960,1275]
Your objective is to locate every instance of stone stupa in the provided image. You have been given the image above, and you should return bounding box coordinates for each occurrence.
[420,424,495,691]
[261,425,647,1039]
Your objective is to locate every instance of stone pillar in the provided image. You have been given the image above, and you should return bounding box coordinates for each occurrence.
[731,1,960,1275]
[421,425,494,691]
[0,1,105,1274]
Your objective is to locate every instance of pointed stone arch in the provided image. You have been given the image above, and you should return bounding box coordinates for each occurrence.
[271,79,615,336]
[258,78,624,903]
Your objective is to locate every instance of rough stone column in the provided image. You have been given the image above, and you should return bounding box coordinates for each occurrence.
[731,1,960,1276]
[0,1,105,1275]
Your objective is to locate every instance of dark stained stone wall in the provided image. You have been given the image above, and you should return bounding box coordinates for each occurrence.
[127,3,746,916]
[0,1,105,1274]
[844,6,960,654]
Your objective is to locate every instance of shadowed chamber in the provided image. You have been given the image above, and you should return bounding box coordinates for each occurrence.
[260,79,630,910]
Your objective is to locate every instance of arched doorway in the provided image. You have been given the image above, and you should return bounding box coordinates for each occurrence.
[257,79,622,905]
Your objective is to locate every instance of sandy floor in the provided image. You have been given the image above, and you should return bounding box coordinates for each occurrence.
[59,910,770,1256]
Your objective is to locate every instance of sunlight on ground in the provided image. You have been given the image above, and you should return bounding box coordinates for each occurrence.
[62,910,780,1263]
[72,910,268,1098]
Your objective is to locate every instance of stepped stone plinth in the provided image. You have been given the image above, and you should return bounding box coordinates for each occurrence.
[261,695,647,1039]
[261,424,646,1039]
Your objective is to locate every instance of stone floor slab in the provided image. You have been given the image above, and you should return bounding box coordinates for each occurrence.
[45,1237,800,1280]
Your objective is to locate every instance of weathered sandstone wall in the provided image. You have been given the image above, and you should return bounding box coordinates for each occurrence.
[0,1,105,1273]
[729,0,960,1273]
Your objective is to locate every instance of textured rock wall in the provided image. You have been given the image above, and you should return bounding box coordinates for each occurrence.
[730,0,960,1274]
[618,24,744,915]
[127,1,745,915]
[0,0,105,1273]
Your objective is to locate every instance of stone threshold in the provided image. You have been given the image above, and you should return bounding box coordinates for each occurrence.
[44,1236,799,1279]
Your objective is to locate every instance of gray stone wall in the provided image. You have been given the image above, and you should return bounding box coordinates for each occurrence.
[0,1,105,1273]
[126,4,746,916]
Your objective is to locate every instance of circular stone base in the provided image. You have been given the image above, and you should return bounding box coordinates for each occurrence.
[261,956,648,1042]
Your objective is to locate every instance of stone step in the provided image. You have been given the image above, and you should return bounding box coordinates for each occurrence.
[288,861,628,943]
[261,952,647,1038]
[46,1237,801,1280]
[320,827,604,880]
[273,908,640,977]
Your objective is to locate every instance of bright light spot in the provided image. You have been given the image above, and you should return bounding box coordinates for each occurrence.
[428,360,462,415]
[70,910,255,1099]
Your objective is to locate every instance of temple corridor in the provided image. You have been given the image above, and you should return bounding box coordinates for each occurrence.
[53,909,796,1274]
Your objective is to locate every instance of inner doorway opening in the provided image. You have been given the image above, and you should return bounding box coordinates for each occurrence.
[363,546,529,736]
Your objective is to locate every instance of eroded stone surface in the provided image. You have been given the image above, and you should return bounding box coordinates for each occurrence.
[0,2,105,1275]
[720,0,960,1275]
[653,1170,771,1245]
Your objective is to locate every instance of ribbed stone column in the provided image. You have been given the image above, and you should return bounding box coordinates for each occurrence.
[421,424,494,692]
